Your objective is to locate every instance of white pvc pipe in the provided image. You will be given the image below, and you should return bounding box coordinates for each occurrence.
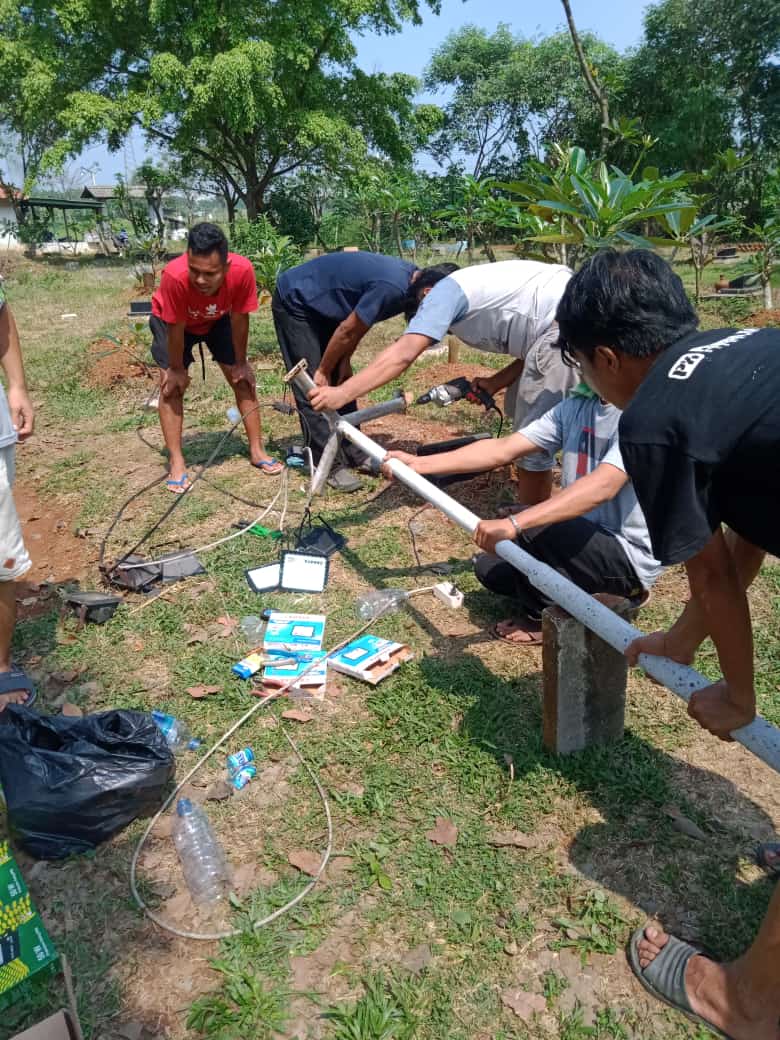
[337,420,780,773]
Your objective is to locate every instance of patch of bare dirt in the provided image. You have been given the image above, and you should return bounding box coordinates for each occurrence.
[14,479,91,618]
[747,308,780,328]
[87,337,156,389]
[362,411,466,453]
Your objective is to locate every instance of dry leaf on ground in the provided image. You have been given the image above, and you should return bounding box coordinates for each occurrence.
[500,989,546,1021]
[186,684,221,699]
[288,849,322,876]
[214,615,238,637]
[205,780,233,802]
[664,804,708,841]
[282,709,313,723]
[61,702,83,717]
[426,817,458,847]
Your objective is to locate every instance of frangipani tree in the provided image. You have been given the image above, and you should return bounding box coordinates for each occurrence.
[502,145,693,266]
[657,207,736,301]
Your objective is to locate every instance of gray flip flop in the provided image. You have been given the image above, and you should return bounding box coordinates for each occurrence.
[0,666,36,709]
[628,927,733,1039]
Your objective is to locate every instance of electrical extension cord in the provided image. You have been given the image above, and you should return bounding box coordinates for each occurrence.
[433,582,464,608]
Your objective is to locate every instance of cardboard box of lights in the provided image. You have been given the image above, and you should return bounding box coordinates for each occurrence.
[0,841,59,1009]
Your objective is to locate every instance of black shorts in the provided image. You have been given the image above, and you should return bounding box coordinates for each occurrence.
[150,314,236,369]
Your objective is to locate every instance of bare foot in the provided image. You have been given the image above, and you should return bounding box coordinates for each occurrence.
[0,688,29,712]
[637,925,780,1040]
[492,618,543,645]
[166,471,191,494]
[251,456,283,475]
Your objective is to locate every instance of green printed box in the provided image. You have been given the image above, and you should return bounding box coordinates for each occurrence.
[0,842,59,1008]
[0,842,33,935]
[0,913,59,1007]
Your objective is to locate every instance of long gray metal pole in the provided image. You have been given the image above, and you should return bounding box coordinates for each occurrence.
[336,419,780,773]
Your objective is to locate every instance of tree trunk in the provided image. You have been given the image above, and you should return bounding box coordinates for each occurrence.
[225,193,237,229]
[245,192,258,222]
[560,0,610,153]
[764,279,773,309]
[393,214,404,257]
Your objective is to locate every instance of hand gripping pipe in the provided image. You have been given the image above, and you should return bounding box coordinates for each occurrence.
[282,361,408,495]
[285,362,780,773]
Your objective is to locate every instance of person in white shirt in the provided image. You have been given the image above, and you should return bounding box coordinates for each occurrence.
[309,260,577,504]
[0,286,36,709]
[383,383,660,645]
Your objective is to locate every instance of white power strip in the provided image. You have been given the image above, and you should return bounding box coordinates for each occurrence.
[433,582,464,608]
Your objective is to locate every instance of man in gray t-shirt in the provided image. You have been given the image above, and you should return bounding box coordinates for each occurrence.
[383,384,660,644]
[310,260,577,504]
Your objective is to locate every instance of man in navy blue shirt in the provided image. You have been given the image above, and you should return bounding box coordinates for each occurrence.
[273,252,455,491]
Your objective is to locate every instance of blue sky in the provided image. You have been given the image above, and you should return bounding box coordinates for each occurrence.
[69,0,653,185]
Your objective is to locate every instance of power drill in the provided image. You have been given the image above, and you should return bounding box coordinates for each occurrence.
[416,375,496,410]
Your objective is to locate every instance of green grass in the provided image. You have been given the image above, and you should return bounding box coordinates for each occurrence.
[1,256,777,1040]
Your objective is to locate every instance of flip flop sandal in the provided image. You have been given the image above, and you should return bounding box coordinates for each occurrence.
[755,842,780,878]
[0,666,37,710]
[627,927,734,1040]
[166,473,190,494]
[490,620,544,645]
[252,458,282,475]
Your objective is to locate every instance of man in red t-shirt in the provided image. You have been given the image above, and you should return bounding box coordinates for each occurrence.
[150,222,281,492]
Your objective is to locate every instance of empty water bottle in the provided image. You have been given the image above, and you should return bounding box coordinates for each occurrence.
[172,799,231,903]
[239,614,266,643]
[355,588,409,620]
[152,710,201,753]
[227,406,241,425]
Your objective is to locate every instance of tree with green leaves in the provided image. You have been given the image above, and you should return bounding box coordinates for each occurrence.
[0,0,443,219]
[624,0,780,221]
[425,26,626,176]
[133,160,179,240]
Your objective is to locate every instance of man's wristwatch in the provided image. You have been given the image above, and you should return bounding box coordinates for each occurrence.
[508,513,523,538]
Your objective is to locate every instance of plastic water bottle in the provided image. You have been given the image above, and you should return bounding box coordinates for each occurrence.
[172,799,231,904]
[355,588,410,620]
[152,710,201,753]
[227,406,241,425]
[239,615,266,644]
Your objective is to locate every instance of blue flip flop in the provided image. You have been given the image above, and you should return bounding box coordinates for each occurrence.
[0,667,36,710]
[166,473,190,493]
[252,458,282,474]
[628,926,733,1039]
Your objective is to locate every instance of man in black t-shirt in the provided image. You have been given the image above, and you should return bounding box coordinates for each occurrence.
[273,253,456,491]
[556,248,780,1040]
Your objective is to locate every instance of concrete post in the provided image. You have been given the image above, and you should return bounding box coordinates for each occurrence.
[447,336,460,365]
[542,594,638,755]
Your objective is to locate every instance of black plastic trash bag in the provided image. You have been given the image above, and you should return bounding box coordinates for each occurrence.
[0,706,175,859]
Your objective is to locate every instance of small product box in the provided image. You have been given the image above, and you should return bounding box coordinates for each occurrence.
[263,612,326,652]
[260,612,328,698]
[0,843,59,1009]
[328,634,414,685]
[263,650,328,699]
